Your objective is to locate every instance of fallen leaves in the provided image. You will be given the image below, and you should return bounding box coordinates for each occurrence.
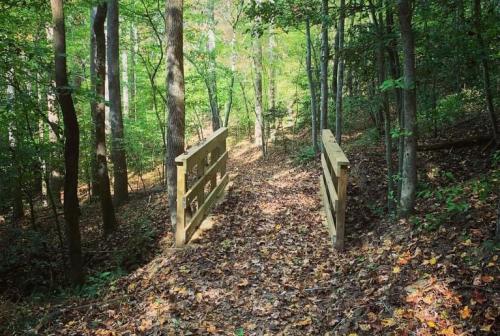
[295,316,312,326]
[28,139,499,336]
[459,306,471,319]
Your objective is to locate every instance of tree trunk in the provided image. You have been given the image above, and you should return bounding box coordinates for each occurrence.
[397,0,417,216]
[372,5,394,212]
[269,24,277,112]
[386,4,404,201]
[207,0,220,131]
[252,32,265,154]
[306,18,319,152]
[335,0,346,145]
[331,29,339,105]
[50,0,84,285]
[473,0,498,145]
[166,0,185,229]
[89,9,99,200]
[46,27,64,206]
[129,23,138,120]
[107,0,128,205]
[223,26,237,127]
[121,49,129,117]
[320,0,329,131]
[93,3,118,236]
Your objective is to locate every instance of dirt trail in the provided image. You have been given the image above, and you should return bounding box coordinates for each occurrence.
[49,142,348,335]
[43,137,498,335]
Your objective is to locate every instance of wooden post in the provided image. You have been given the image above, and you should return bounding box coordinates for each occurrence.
[196,159,206,209]
[335,164,348,250]
[175,160,187,247]
[220,137,227,177]
[174,127,229,246]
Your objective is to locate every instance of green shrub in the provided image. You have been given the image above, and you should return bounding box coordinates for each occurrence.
[293,145,317,165]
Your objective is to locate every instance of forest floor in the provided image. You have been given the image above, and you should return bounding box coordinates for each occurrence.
[2,120,499,336]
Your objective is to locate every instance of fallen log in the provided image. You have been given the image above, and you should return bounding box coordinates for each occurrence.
[417,135,492,151]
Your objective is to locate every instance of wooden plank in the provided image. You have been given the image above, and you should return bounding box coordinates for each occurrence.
[196,158,206,207]
[184,151,228,206]
[322,129,349,176]
[184,173,229,242]
[175,127,228,169]
[175,163,187,247]
[321,153,339,211]
[335,165,348,250]
[320,176,336,239]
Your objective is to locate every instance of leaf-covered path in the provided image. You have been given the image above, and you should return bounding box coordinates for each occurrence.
[50,142,347,335]
[44,137,499,336]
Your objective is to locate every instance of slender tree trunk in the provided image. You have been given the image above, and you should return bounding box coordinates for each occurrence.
[473,0,498,144]
[121,49,129,117]
[89,9,99,200]
[320,0,329,130]
[50,0,84,285]
[5,73,24,222]
[311,38,321,131]
[223,26,237,127]
[372,5,394,212]
[107,0,128,204]
[397,0,417,216]
[166,0,185,229]
[306,18,319,152]
[252,28,265,154]
[93,3,118,236]
[335,0,346,145]
[129,23,138,120]
[46,27,64,206]
[8,135,24,223]
[331,29,339,105]
[268,24,277,111]
[207,0,220,131]
[386,4,404,200]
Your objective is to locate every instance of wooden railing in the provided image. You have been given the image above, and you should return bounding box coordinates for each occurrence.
[320,129,349,250]
[175,127,229,246]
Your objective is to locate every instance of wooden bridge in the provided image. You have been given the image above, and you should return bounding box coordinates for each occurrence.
[174,127,349,249]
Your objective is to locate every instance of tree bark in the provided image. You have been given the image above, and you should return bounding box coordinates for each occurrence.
[223,26,237,127]
[46,27,64,206]
[207,0,220,131]
[93,3,118,236]
[397,0,417,216]
[335,0,346,145]
[252,19,265,155]
[372,3,394,212]
[306,18,319,152]
[473,0,498,145]
[386,4,404,201]
[320,0,329,131]
[107,0,128,204]
[268,24,277,112]
[129,23,138,120]
[331,29,339,105]
[121,49,129,117]
[50,0,84,285]
[166,0,185,229]
[89,9,99,200]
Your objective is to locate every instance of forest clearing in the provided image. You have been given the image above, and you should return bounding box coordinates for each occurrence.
[0,0,499,335]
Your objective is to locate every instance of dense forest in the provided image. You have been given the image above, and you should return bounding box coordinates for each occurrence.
[0,0,498,334]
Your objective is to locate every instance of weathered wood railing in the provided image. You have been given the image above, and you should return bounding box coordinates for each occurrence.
[175,127,229,246]
[320,129,349,250]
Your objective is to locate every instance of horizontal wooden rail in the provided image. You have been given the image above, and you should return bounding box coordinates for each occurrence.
[175,127,229,246]
[320,129,349,250]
